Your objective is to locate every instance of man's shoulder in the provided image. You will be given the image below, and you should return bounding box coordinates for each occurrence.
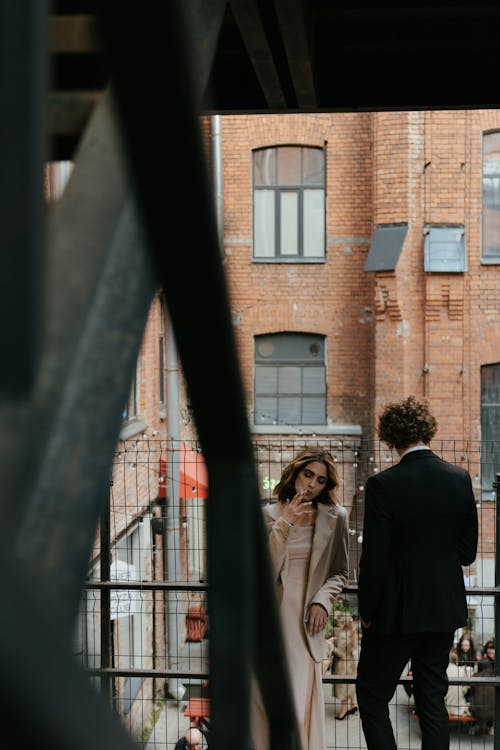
[428,451,471,477]
[366,462,399,484]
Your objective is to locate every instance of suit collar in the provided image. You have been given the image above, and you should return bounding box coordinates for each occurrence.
[399,448,434,463]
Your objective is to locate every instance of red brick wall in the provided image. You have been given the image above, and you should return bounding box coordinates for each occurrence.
[197,110,500,567]
[369,110,500,456]
[220,113,374,432]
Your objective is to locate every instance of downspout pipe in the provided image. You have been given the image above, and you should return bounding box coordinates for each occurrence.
[164,314,186,701]
[211,114,223,250]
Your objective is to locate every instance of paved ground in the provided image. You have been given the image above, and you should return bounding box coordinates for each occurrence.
[145,680,494,749]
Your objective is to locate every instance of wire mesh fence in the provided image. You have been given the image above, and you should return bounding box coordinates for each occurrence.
[77,437,498,748]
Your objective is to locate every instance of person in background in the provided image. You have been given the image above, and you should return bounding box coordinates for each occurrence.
[455,631,478,668]
[356,396,478,750]
[331,610,359,720]
[174,727,205,750]
[251,448,349,750]
[469,640,495,735]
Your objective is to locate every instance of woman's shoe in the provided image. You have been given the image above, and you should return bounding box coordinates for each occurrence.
[348,706,358,715]
[336,712,349,721]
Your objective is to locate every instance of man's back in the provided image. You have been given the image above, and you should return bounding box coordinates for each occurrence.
[358,449,478,635]
[356,396,479,750]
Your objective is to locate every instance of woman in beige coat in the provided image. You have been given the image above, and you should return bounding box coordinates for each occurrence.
[251,448,349,750]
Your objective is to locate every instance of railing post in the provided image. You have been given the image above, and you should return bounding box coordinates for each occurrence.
[494,472,500,750]
[100,481,113,706]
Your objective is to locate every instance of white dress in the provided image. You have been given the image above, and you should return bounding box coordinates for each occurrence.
[251,524,326,749]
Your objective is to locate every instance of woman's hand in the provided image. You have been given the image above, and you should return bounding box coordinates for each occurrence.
[306,603,328,636]
[280,490,314,526]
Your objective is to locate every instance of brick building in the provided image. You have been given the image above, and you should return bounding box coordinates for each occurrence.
[124,108,500,592]
[209,110,500,447]
[198,110,500,633]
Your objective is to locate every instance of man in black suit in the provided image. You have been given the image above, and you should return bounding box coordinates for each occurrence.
[356,396,478,750]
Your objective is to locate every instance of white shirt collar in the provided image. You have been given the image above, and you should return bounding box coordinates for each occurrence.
[400,444,430,458]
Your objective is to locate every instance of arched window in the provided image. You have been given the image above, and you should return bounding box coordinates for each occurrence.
[482,131,500,261]
[254,333,326,425]
[253,146,325,260]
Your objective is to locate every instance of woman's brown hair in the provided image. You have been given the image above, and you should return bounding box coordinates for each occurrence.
[273,448,339,506]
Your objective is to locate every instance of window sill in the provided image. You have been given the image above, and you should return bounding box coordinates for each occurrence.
[252,257,326,264]
[480,257,500,265]
[119,419,148,441]
[252,424,362,436]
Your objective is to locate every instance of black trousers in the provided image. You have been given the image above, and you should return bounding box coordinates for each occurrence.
[356,629,454,750]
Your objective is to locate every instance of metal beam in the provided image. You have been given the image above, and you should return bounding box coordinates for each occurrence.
[273,0,317,108]
[49,14,100,53]
[0,1,47,395]
[229,0,287,109]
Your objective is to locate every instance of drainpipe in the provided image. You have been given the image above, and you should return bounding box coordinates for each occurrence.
[164,313,185,701]
[212,114,223,249]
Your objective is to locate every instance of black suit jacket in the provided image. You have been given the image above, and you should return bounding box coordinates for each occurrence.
[358,449,478,635]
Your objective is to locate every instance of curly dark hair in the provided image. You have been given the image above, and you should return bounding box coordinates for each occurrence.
[377,395,438,450]
[273,448,339,506]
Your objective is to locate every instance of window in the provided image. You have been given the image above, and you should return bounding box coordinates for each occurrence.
[482,131,500,261]
[423,225,466,272]
[253,146,325,260]
[481,363,500,499]
[114,524,150,713]
[120,359,148,439]
[254,333,326,425]
[158,335,165,416]
[123,363,139,421]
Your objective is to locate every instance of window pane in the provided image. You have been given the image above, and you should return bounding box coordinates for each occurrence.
[483,176,500,208]
[303,148,324,184]
[254,148,276,186]
[277,147,302,185]
[484,131,500,158]
[481,363,500,492]
[255,397,277,424]
[278,397,301,424]
[255,365,278,394]
[254,189,275,257]
[303,366,326,393]
[278,366,301,393]
[303,397,326,424]
[159,335,165,404]
[280,192,298,255]
[303,189,325,257]
[254,333,326,426]
[483,208,500,256]
[483,133,500,257]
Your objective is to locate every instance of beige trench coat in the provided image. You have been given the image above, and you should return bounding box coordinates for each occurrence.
[263,501,349,662]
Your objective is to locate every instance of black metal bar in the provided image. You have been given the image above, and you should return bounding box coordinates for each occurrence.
[86,668,210,679]
[100,484,112,703]
[85,581,208,592]
[16,91,156,639]
[495,471,500,750]
[0,0,46,396]
[83,668,500,687]
[96,3,304,744]
[95,5,291,749]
